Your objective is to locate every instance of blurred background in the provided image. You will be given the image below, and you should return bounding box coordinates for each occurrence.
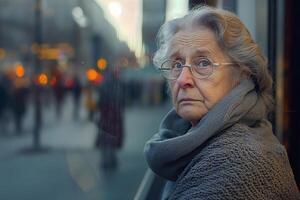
[0,0,299,199]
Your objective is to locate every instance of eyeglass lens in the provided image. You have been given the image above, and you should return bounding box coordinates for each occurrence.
[161,57,213,79]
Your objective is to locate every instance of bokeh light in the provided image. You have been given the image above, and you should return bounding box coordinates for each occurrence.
[86,68,98,81]
[108,1,122,17]
[97,58,107,70]
[15,64,25,78]
[38,73,48,85]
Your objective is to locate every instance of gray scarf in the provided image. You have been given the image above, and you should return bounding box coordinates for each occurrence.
[144,79,267,181]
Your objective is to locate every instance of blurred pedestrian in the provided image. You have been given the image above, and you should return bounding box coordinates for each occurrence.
[52,69,65,119]
[72,75,82,120]
[0,75,10,133]
[84,85,97,121]
[11,81,28,134]
[95,68,125,170]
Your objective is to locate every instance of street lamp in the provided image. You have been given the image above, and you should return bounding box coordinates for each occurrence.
[32,0,43,151]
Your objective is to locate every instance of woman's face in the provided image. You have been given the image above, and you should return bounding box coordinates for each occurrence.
[168,28,237,126]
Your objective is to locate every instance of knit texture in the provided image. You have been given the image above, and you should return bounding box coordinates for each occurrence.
[169,122,300,200]
[144,80,300,199]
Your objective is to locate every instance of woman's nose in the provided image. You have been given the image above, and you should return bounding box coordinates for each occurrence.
[176,66,194,88]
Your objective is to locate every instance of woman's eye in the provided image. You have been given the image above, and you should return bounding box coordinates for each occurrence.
[172,62,182,69]
[196,59,211,68]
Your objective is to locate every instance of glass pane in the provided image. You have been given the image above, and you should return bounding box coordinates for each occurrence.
[0,0,171,199]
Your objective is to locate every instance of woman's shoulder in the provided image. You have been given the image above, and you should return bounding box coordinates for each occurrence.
[205,120,285,153]
[194,121,289,168]
[172,121,300,199]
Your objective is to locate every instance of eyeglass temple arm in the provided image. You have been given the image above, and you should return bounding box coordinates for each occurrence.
[212,62,236,66]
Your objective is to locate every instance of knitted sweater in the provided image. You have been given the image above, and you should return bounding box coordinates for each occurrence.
[168,122,300,199]
[144,80,300,199]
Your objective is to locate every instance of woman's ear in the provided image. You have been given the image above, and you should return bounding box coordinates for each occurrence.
[237,64,252,81]
[228,64,251,87]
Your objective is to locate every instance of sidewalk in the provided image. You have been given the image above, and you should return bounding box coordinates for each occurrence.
[0,95,171,200]
[0,95,98,158]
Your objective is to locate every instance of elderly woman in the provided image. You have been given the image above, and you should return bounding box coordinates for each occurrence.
[144,6,300,200]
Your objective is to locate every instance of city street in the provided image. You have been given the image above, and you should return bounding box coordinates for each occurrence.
[0,95,171,200]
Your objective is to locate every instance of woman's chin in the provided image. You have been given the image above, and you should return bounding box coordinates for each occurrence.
[177,106,207,123]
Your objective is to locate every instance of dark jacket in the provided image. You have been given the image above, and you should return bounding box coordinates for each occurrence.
[96,74,125,148]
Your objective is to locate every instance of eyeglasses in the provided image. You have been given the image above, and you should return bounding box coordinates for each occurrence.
[159,57,236,80]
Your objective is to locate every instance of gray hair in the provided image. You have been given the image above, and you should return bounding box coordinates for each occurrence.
[153,6,273,114]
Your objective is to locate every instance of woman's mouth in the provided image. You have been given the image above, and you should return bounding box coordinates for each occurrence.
[179,98,204,104]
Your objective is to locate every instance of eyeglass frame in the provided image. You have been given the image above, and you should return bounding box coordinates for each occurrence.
[159,57,236,80]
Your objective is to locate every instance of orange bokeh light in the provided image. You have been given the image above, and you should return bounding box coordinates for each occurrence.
[86,68,104,84]
[86,69,98,81]
[38,73,48,85]
[15,64,25,78]
[97,58,107,70]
